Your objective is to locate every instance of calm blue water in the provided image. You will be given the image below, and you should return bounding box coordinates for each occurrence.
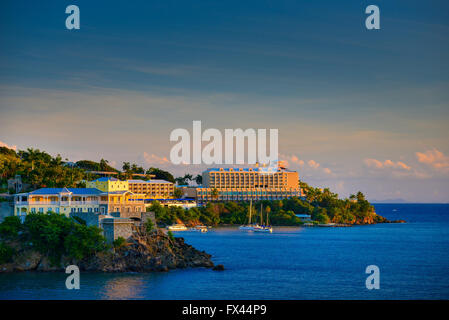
[1,204,448,300]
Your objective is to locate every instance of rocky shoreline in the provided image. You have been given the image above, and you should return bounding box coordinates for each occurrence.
[0,230,215,273]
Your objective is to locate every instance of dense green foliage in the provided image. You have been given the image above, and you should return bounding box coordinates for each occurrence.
[113,237,127,249]
[175,174,202,186]
[173,188,183,198]
[149,185,381,226]
[75,159,119,173]
[299,182,382,224]
[0,212,108,264]
[0,216,23,239]
[146,167,175,183]
[0,146,177,192]
[145,219,155,233]
[0,147,94,190]
[0,242,15,264]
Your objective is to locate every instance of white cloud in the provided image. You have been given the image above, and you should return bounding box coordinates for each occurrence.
[416,149,449,172]
[280,154,304,167]
[364,158,411,170]
[142,152,170,165]
[0,140,17,151]
[308,159,320,169]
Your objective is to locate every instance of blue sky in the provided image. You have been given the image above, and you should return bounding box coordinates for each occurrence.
[1,1,448,202]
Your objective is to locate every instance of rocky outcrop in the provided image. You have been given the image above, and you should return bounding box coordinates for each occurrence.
[0,230,215,273]
[330,211,403,225]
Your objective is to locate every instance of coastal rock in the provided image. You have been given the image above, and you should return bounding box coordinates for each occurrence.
[212,264,225,271]
[13,250,42,271]
[0,230,216,273]
[82,230,215,272]
[390,220,406,223]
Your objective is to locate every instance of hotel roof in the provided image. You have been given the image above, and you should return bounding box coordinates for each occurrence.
[26,188,104,195]
[92,177,119,182]
[128,179,172,184]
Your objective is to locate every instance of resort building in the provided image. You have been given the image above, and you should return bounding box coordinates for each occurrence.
[127,179,174,199]
[14,187,145,222]
[197,166,303,204]
[86,177,129,192]
[14,188,104,222]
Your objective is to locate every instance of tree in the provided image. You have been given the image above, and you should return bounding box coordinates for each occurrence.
[112,237,127,250]
[0,243,15,264]
[144,219,154,233]
[194,174,202,185]
[356,191,366,202]
[175,174,193,186]
[211,188,219,201]
[99,159,109,171]
[131,163,144,174]
[265,206,271,215]
[0,216,23,239]
[173,188,183,199]
[146,167,175,183]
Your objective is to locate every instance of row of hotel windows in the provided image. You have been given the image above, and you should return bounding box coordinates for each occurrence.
[198,191,299,196]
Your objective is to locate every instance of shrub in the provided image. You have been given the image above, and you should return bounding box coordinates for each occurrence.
[0,242,15,264]
[112,237,127,250]
[145,219,154,233]
[0,216,23,239]
[23,212,107,262]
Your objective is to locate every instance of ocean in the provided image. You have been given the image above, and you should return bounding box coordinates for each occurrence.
[0,203,448,299]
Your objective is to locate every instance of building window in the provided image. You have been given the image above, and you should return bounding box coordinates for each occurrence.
[88,208,93,212]
[56,208,60,214]
[94,208,99,213]
[78,208,82,212]
[38,208,43,213]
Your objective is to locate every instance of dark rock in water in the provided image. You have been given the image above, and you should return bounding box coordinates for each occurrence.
[212,264,225,271]
[0,230,214,273]
[390,220,406,223]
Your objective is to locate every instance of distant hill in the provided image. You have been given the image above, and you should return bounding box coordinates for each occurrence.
[371,198,407,203]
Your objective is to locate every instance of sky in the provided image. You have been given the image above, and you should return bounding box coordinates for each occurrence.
[0,0,448,202]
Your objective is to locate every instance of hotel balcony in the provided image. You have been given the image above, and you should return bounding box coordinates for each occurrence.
[16,200,101,206]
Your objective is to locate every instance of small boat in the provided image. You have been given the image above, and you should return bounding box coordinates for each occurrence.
[239,199,261,231]
[253,226,273,233]
[253,203,273,233]
[317,223,336,227]
[190,225,208,232]
[167,224,188,231]
[303,223,314,227]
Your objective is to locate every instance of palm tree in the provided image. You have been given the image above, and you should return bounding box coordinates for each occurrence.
[194,174,202,185]
[211,188,219,202]
[99,159,109,171]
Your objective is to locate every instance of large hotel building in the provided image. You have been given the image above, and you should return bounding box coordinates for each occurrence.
[14,177,175,222]
[196,166,303,204]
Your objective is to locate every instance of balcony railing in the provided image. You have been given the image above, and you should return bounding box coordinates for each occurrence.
[16,201,101,205]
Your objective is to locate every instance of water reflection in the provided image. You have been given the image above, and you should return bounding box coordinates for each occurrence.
[101,275,145,300]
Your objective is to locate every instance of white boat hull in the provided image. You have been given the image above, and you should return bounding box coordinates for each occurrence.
[253,227,273,233]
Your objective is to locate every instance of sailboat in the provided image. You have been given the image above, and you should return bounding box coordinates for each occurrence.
[253,203,273,233]
[239,199,260,230]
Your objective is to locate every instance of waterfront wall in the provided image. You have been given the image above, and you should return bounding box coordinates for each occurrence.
[102,218,134,244]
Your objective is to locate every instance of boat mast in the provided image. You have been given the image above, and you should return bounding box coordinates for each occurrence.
[266,208,269,226]
[248,199,252,225]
